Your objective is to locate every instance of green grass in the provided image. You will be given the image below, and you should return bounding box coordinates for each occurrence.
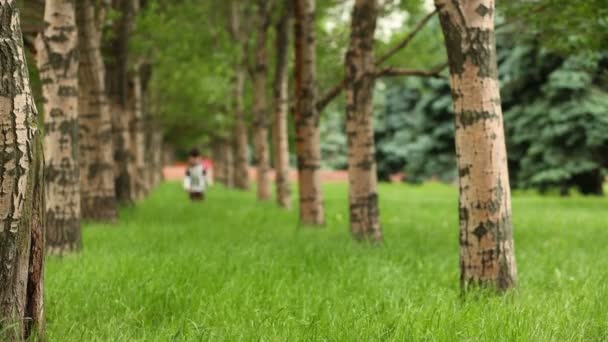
[46,182,608,341]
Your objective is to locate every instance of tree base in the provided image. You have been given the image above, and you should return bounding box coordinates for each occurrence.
[81,196,119,223]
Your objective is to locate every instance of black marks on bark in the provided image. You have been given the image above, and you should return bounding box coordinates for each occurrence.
[458,165,470,177]
[438,11,465,74]
[45,214,81,253]
[355,156,375,171]
[437,9,497,78]
[475,4,492,17]
[472,222,488,240]
[58,85,77,97]
[458,110,499,128]
[350,192,381,242]
[465,29,497,78]
[0,34,22,96]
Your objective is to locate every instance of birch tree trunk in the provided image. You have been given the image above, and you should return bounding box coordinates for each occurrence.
[273,4,292,209]
[253,2,272,201]
[150,124,164,187]
[77,0,118,222]
[37,0,82,253]
[212,139,226,185]
[126,0,146,201]
[345,0,382,242]
[107,0,136,204]
[230,1,251,191]
[293,0,325,225]
[435,0,517,291]
[129,65,146,200]
[0,3,45,339]
[232,67,250,190]
[224,141,234,188]
[214,138,234,187]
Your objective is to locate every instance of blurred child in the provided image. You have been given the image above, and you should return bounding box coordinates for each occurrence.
[184,148,207,201]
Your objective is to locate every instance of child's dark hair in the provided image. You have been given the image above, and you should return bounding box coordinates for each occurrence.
[189,148,201,158]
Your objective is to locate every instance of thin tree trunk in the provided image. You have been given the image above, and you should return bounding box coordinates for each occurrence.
[0,3,45,339]
[37,0,82,254]
[107,0,136,204]
[141,64,155,191]
[273,4,292,209]
[126,0,146,201]
[435,0,517,291]
[111,103,135,203]
[214,137,234,187]
[224,140,234,188]
[212,140,226,185]
[151,124,164,187]
[345,0,382,242]
[293,0,325,225]
[232,67,250,190]
[129,65,146,200]
[253,3,272,201]
[230,1,251,191]
[77,0,118,222]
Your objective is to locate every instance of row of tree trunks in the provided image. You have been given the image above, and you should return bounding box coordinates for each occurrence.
[435,0,517,291]
[37,0,83,253]
[252,1,273,201]
[77,0,118,222]
[0,1,46,339]
[345,0,382,242]
[229,1,251,191]
[273,3,292,209]
[293,0,325,225]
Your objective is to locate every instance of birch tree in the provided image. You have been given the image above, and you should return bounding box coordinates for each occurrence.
[107,0,136,204]
[344,0,383,242]
[229,0,251,191]
[0,1,45,339]
[37,0,82,253]
[252,0,274,201]
[293,0,325,225]
[435,0,517,291]
[77,0,118,221]
[273,2,292,209]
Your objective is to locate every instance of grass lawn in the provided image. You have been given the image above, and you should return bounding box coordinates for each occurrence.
[46,182,608,341]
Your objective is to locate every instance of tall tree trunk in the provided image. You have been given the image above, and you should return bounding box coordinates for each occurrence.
[214,137,234,187]
[150,124,164,187]
[127,0,146,201]
[253,3,272,201]
[77,0,118,222]
[435,0,517,291]
[273,4,292,209]
[293,0,325,225]
[345,0,382,242]
[107,0,136,204]
[0,3,45,339]
[111,103,135,203]
[230,1,251,191]
[141,63,156,191]
[232,67,250,190]
[37,0,82,253]
[224,140,234,188]
[212,139,226,185]
[129,64,146,200]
